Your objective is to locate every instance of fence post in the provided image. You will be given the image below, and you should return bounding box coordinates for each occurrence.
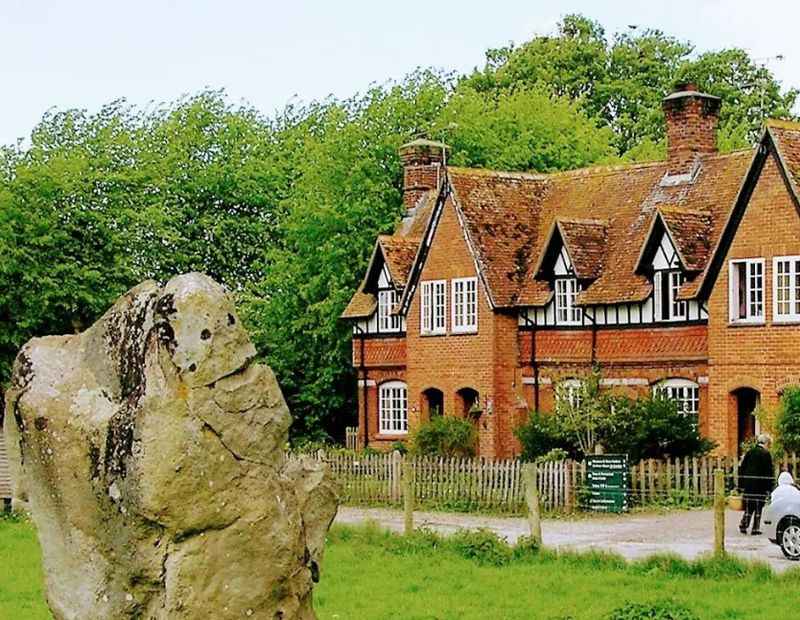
[714,468,725,557]
[522,463,542,544]
[390,451,401,502]
[402,458,414,535]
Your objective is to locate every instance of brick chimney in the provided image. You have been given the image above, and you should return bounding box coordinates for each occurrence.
[399,138,449,211]
[662,82,721,176]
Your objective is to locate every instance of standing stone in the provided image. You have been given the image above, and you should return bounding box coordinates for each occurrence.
[4,273,338,619]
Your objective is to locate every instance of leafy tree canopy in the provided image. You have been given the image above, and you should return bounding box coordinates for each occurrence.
[463,14,798,154]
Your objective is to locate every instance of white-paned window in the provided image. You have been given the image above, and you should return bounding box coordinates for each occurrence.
[773,256,800,322]
[377,289,401,332]
[558,379,583,409]
[670,272,686,319]
[452,277,478,333]
[555,278,581,325]
[729,259,764,323]
[653,271,686,321]
[654,379,700,419]
[420,280,447,335]
[379,381,408,434]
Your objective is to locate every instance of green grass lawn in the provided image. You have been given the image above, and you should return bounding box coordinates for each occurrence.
[0,516,49,620]
[4,514,800,619]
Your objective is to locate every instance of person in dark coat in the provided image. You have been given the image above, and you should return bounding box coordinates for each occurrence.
[739,434,774,535]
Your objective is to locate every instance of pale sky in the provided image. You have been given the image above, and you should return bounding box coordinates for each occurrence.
[2,0,799,146]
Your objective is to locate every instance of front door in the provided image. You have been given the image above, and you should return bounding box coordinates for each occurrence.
[735,387,760,452]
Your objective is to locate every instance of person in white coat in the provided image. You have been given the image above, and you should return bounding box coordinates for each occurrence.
[771,471,800,503]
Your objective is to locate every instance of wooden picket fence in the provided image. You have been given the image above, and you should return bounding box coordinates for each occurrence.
[345,427,359,451]
[315,450,572,512]
[303,450,800,514]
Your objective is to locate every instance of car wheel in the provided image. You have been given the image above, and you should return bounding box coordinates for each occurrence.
[779,518,800,561]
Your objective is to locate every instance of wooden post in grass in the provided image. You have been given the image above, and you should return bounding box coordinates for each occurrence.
[523,463,542,545]
[402,459,414,535]
[714,468,725,556]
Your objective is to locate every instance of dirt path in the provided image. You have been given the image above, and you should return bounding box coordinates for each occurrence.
[335,506,796,573]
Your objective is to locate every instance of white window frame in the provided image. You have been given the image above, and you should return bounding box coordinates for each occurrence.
[558,379,583,409]
[420,280,447,335]
[379,380,408,435]
[555,278,582,325]
[451,277,478,334]
[773,256,800,323]
[729,258,765,324]
[377,289,401,333]
[653,270,686,322]
[654,379,700,419]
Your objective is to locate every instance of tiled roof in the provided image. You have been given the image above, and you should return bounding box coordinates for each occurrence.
[340,190,435,320]
[378,235,419,288]
[557,219,608,280]
[658,207,713,272]
[341,291,377,319]
[344,143,757,317]
[448,168,548,307]
[768,120,800,197]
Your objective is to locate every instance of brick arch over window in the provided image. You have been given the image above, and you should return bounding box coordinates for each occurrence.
[455,387,480,417]
[421,387,444,420]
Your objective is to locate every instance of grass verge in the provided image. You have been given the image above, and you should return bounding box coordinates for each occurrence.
[0,513,49,620]
[3,515,799,619]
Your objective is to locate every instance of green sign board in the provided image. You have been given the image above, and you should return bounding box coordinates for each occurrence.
[586,454,629,513]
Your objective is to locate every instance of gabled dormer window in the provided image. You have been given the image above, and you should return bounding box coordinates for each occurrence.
[555,278,581,325]
[378,289,401,332]
[653,270,686,321]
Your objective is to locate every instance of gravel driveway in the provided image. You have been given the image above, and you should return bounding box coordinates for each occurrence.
[335,506,797,573]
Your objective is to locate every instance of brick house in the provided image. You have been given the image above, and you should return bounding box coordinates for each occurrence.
[341,83,800,459]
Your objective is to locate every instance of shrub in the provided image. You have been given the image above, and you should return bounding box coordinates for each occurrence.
[602,395,715,462]
[391,440,408,455]
[512,535,541,561]
[776,386,800,453]
[514,411,573,461]
[448,528,513,566]
[537,447,570,462]
[605,601,699,620]
[412,416,477,457]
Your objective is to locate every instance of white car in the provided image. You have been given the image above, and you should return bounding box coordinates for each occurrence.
[763,490,800,560]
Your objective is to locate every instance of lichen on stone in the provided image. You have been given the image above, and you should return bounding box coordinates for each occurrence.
[3,273,338,620]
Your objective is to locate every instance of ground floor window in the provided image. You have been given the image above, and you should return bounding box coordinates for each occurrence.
[654,379,699,418]
[379,380,408,434]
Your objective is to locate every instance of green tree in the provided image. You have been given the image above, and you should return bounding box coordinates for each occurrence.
[437,86,616,172]
[0,92,289,387]
[463,14,797,154]
[241,72,451,439]
[776,386,800,453]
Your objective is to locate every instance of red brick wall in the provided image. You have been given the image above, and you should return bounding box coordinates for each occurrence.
[707,150,800,455]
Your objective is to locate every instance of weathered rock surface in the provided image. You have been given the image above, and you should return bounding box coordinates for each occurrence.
[4,273,338,619]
